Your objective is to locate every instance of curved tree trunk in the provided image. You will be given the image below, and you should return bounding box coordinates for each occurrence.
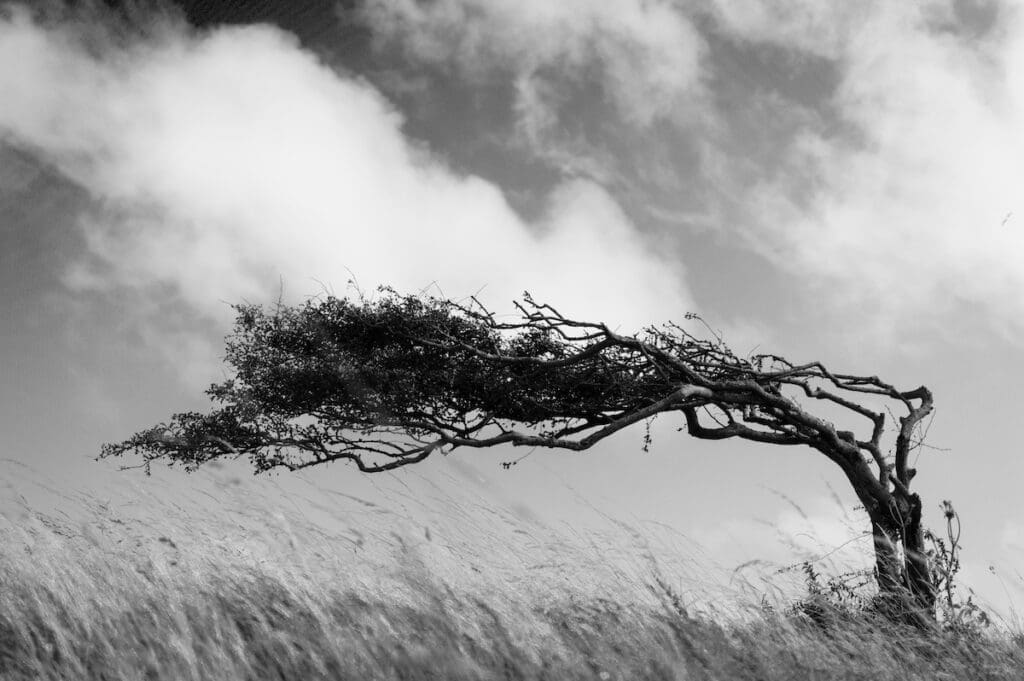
[835,445,937,626]
[903,493,936,611]
[866,493,936,626]
[106,290,943,624]
[871,519,904,595]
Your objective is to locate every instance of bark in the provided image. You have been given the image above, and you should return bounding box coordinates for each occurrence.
[902,493,937,613]
[866,494,936,627]
[836,444,937,626]
[105,292,944,623]
[871,519,904,596]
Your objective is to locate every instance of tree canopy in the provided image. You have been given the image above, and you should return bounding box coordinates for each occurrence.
[103,288,938,619]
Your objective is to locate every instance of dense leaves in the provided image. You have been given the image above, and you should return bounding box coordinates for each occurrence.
[102,289,929,481]
[105,291,757,471]
[102,288,940,617]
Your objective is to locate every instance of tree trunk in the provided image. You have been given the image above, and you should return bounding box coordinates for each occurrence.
[868,496,936,627]
[871,519,904,595]
[901,493,936,615]
[838,449,936,626]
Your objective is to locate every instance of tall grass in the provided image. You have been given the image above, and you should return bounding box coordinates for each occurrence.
[2,462,1022,680]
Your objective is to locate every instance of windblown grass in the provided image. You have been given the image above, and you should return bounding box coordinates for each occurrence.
[2,462,1022,680]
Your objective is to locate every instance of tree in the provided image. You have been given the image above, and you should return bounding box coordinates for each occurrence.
[102,288,938,622]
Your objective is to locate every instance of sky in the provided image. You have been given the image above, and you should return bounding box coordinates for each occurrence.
[2,0,1024,617]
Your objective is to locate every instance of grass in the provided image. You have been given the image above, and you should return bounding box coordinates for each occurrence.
[2,463,1023,680]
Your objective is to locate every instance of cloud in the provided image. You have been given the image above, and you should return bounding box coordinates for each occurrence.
[0,6,694,385]
[704,0,875,57]
[356,0,1024,347]
[359,0,706,128]
[707,1,1024,342]
[9,0,1023,374]
[352,0,717,285]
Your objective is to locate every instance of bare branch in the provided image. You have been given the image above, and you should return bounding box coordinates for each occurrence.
[100,287,942,618]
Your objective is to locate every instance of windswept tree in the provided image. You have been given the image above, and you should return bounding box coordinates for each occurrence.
[103,288,938,621]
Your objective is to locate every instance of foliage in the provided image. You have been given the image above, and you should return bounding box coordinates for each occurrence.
[100,287,942,615]
[102,288,933,484]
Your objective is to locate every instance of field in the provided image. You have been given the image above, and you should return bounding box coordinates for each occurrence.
[2,461,1022,681]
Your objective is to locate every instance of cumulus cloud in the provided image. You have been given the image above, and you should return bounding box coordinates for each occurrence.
[704,0,874,57]
[709,1,1024,341]
[359,0,706,129]
[0,6,694,383]
[355,0,1024,346]
[354,0,714,263]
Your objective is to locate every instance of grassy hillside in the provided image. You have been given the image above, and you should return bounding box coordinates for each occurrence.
[2,464,1022,680]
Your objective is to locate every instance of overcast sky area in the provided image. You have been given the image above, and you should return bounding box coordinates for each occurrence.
[3,0,1024,616]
